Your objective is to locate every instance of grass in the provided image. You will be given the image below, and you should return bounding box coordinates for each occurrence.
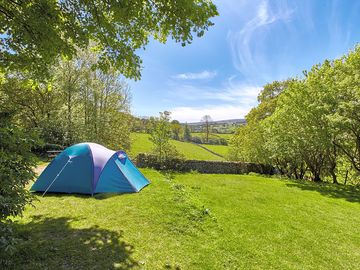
[191,132,234,141]
[129,133,153,157]
[129,133,225,161]
[201,144,229,157]
[12,170,360,269]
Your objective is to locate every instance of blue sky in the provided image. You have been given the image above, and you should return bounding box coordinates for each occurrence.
[129,0,360,122]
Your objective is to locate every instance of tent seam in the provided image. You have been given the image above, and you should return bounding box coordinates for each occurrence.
[86,144,95,195]
[119,151,151,186]
[114,152,138,192]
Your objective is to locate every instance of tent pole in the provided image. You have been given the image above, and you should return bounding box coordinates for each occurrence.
[42,157,72,197]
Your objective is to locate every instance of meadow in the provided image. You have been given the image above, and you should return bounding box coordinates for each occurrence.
[129,133,228,161]
[13,169,360,269]
[190,132,234,141]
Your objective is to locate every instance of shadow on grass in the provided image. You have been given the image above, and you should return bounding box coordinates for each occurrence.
[32,192,131,201]
[32,192,93,200]
[11,215,138,270]
[286,180,360,203]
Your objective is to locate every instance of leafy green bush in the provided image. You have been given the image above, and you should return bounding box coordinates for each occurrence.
[136,153,274,175]
[136,152,186,171]
[208,138,228,145]
[189,136,228,145]
[190,136,202,144]
[0,112,37,260]
[149,111,184,166]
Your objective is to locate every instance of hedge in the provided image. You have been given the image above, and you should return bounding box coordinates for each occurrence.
[135,153,274,175]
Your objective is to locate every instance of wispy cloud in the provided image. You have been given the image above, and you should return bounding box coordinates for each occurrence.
[168,81,261,103]
[167,80,262,122]
[227,0,294,79]
[171,105,251,123]
[172,70,217,80]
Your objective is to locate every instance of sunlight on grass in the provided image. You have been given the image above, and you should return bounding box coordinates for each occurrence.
[14,170,360,269]
[129,133,225,161]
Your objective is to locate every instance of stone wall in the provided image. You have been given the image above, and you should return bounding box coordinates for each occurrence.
[135,153,274,175]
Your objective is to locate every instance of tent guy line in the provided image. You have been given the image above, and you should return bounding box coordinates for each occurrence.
[42,156,72,197]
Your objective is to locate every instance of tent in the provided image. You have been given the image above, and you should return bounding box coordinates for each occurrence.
[31,143,150,195]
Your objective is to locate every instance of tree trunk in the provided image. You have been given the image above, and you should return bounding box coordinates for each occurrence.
[67,87,72,144]
[330,170,338,184]
[344,170,349,185]
[313,174,321,182]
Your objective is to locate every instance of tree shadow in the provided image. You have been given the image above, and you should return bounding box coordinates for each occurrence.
[32,192,131,201]
[32,192,93,200]
[9,215,138,270]
[286,180,360,203]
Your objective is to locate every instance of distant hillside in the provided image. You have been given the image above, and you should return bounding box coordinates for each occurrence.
[186,119,246,126]
[183,118,246,133]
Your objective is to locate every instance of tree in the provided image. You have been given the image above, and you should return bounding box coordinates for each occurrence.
[329,48,360,173]
[1,47,133,149]
[229,80,290,167]
[0,0,218,78]
[264,80,329,182]
[229,45,360,184]
[183,123,192,142]
[171,120,182,140]
[149,111,179,164]
[246,80,292,123]
[201,115,212,143]
[0,112,37,258]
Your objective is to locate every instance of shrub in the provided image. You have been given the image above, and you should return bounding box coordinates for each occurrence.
[0,112,38,260]
[136,153,185,171]
[136,153,275,175]
[190,136,202,144]
[219,138,228,145]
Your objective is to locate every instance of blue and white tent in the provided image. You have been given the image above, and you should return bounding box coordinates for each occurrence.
[31,143,150,195]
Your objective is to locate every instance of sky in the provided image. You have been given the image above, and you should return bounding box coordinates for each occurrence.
[129,0,360,122]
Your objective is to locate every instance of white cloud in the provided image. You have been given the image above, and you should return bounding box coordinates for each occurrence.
[227,0,293,79]
[167,81,262,122]
[168,82,261,103]
[171,105,251,123]
[172,70,217,80]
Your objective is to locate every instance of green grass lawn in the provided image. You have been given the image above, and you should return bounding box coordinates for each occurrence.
[13,170,360,269]
[129,133,224,161]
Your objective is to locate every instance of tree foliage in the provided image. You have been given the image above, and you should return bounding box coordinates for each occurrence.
[149,111,181,165]
[183,123,192,142]
[0,0,218,78]
[171,120,182,140]
[230,46,360,184]
[1,47,132,150]
[0,112,37,257]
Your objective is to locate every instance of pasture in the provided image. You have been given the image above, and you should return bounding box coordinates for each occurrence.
[129,133,227,161]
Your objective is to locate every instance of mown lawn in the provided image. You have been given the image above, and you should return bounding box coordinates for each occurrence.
[12,170,360,269]
[129,133,224,161]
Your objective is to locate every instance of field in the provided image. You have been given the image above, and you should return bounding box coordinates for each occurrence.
[129,133,226,161]
[202,144,229,157]
[13,169,360,269]
[190,132,234,141]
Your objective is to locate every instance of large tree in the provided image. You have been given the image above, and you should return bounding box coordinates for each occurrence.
[0,0,218,78]
[201,115,212,143]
